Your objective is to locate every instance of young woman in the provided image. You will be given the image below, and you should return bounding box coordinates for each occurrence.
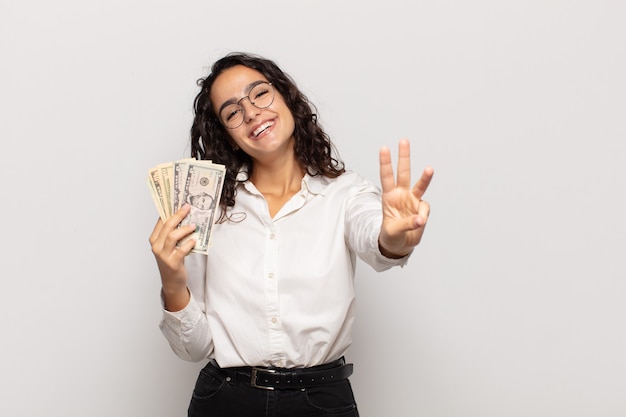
[149,52,433,417]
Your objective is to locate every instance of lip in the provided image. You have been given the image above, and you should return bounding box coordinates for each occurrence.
[248,118,276,140]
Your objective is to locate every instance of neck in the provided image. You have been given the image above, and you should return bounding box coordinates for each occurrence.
[250,155,305,196]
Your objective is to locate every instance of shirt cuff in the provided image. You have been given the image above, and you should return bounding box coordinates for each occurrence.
[369,232,413,271]
[160,289,203,328]
[377,247,413,266]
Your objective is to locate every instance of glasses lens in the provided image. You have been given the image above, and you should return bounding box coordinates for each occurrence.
[249,83,274,109]
[219,83,275,129]
[220,104,243,129]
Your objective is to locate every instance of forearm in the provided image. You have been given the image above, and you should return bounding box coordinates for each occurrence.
[346,188,412,271]
[162,285,191,312]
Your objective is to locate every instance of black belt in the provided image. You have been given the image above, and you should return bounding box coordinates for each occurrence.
[209,357,354,390]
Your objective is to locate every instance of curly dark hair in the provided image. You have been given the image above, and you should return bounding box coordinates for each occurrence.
[190,52,345,222]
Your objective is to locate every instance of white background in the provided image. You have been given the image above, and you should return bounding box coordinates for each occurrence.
[1,1,625,416]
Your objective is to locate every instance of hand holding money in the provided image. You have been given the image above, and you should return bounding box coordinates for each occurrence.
[147,158,225,255]
[149,205,196,311]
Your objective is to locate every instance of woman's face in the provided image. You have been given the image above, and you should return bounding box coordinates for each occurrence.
[210,65,296,164]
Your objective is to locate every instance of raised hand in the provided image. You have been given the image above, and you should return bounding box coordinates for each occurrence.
[149,204,197,311]
[378,139,434,258]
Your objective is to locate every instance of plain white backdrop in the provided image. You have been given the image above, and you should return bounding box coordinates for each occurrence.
[1,1,625,416]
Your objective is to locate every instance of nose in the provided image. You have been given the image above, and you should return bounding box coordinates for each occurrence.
[240,99,261,123]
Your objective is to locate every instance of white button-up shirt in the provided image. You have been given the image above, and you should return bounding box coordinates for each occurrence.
[160,171,410,368]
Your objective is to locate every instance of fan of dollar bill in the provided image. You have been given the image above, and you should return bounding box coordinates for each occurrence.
[147,158,226,254]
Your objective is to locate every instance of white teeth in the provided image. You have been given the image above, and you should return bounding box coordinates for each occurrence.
[253,121,273,137]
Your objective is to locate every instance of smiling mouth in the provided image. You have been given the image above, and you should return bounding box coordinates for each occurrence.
[252,121,274,137]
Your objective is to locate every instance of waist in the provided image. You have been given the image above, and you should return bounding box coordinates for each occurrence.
[209,357,354,390]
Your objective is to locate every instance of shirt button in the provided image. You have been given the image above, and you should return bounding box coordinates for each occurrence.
[268,272,274,279]
[269,233,276,239]
[271,317,278,324]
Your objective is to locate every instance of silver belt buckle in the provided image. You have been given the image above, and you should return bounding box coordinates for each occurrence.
[251,367,276,390]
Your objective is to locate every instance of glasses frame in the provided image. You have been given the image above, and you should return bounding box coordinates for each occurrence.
[219,82,275,129]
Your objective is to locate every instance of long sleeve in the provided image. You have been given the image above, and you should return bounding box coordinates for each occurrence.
[344,180,411,272]
[158,253,214,362]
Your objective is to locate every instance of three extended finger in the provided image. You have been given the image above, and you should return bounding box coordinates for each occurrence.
[396,139,412,188]
[412,166,434,200]
[379,146,395,193]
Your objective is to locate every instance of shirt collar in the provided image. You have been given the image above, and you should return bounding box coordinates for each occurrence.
[301,173,328,196]
[236,168,329,196]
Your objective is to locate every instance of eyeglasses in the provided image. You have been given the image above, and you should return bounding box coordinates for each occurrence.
[218,82,275,129]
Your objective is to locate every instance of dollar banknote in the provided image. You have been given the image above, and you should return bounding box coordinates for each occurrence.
[147,158,225,254]
[157,162,174,219]
[148,166,167,221]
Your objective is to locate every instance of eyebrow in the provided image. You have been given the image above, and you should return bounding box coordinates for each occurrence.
[217,80,268,115]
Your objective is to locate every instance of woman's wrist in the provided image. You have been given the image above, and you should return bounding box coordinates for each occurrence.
[162,286,190,312]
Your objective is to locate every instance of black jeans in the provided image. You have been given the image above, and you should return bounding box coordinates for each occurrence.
[188,360,360,417]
